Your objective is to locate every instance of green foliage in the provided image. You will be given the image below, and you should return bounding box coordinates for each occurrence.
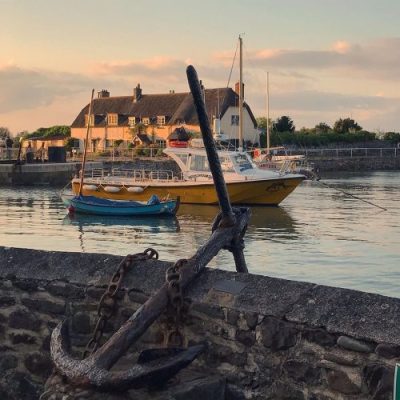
[383,132,400,143]
[24,125,71,139]
[0,127,11,138]
[333,118,362,133]
[273,116,295,133]
[315,122,332,134]
[114,139,124,147]
[256,117,273,131]
[261,129,376,148]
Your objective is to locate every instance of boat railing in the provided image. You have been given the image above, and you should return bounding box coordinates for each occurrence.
[83,168,183,181]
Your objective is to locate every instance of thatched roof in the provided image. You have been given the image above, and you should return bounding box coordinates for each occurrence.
[168,127,190,141]
[71,88,257,128]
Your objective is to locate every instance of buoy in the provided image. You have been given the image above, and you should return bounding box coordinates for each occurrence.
[68,205,75,214]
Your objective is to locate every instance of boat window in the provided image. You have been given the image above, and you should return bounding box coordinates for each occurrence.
[233,154,253,171]
[175,154,188,166]
[190,155,210,171]
[219,156,234,172]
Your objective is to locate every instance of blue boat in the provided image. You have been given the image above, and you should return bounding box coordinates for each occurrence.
[62,194,179,216]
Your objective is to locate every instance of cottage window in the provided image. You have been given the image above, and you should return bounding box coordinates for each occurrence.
[128,117,136,127]
[157,116,166,126]
[85,114,94,126]
[108,114,118,125]
[142,117,150,125]
[231,115,239,126]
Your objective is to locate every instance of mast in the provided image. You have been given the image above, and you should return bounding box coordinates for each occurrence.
[238,35,243,152]
[266,71,270,153]
[78,89,95,196]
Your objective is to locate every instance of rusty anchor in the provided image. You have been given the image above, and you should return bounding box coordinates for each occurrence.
[47,65,251,394]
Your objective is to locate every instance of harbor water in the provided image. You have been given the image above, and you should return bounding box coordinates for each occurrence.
[0,171,399,298]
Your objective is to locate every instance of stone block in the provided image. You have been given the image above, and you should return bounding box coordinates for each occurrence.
[302,328,336,347]
[0,354,18,373]
[2,371,41,400]
[9,332,37,345]
[260,317,298,351]
[192,302,225,320]
[22,297,65,315]
[375,343,400,359]
[235,329,256,347]
[8,309,41,331]
[326,369,361,395]
[71,311,91,334]
[86,285,106,300]
[226,309,240,326]
[337,335,375,353]
[128,289,149,304]
[0,295,16,307]
[24,352,53,379]
[12,279,39,292]
[283,359,321,385]
[363,363,394,399]
[244,311,259,330]
[46,281,85,300]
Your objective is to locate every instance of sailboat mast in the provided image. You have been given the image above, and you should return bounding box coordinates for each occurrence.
[78,89,95,196]
[266,71,270,153]
[238,35,244,152]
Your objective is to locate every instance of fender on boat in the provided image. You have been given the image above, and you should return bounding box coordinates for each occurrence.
[82,184,98,191]
[127,186,144,193]
[104,186,121,193]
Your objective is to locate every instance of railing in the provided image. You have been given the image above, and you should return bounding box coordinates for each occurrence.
[288,147,398,158]
[83,168,183,181]
[0,148,20,161]
[69,147,165,162]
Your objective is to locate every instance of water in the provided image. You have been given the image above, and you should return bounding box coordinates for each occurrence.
[0,171,399,298]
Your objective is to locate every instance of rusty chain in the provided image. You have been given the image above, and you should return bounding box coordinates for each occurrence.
[83,248,159,359]
[165,258,191,347]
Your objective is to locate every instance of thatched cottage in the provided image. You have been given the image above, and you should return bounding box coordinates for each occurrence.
[70,84,259,152]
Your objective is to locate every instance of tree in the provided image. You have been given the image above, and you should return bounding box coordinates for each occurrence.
[256,117,273,131]
[0,127,11,138]
[273,116,295,133]
[333,118,362,134]
[315,122,331,134]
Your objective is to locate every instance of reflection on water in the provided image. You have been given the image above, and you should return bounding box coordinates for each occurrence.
[0,171,399,298]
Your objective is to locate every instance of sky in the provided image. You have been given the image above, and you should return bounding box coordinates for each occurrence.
[1,0,400,135]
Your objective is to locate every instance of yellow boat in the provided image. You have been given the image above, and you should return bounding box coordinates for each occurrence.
[71,147,304,205]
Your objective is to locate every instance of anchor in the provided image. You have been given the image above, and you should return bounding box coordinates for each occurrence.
[43,66,251,396]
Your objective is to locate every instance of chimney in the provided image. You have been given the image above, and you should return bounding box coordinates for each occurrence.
[133,83,142,102]
[234,82,244,97]
[98,89,110,98]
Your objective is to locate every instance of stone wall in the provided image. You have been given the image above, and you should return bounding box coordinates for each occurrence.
[0,247,399,399]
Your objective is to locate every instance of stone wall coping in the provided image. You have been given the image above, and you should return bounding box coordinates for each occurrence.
[1,246,399,346]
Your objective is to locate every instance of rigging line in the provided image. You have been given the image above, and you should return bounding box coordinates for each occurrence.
[317,180,387,211]
[217,39,240,120]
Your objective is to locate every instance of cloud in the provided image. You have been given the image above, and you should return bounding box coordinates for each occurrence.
[213,38,400,81]
[0,64,96,114]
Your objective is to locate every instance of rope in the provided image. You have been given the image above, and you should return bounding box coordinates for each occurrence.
[317,180,387,211]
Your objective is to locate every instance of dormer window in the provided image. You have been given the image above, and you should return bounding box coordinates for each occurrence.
[157,116,166,126]
[85,114,94,126]
[142,117,150,125]
[108,113,118,126]
[128,117,136,127]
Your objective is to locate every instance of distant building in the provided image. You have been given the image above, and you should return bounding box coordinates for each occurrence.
[70,84,259,151]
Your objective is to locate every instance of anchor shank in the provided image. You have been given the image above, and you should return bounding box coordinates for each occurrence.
[186,65,235,225]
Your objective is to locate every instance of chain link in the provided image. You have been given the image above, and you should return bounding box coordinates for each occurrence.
[82,248,158,359]
[165,258,191,347]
